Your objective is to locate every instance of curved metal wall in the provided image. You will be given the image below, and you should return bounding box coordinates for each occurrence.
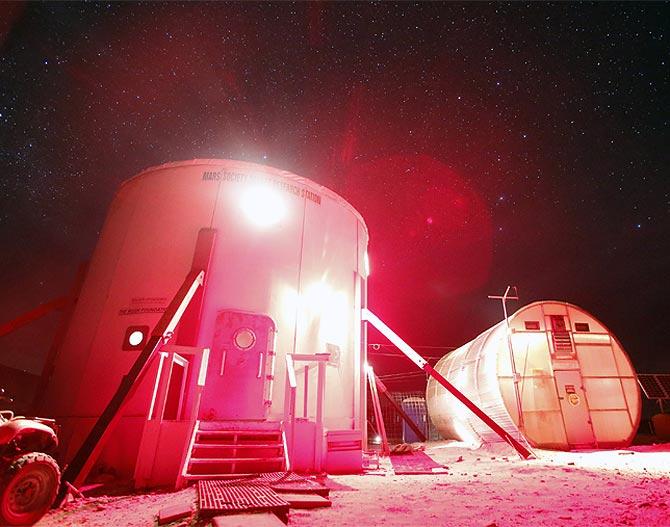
[427,321,518,446]
[427,301,641,450]
[41,159,369,470]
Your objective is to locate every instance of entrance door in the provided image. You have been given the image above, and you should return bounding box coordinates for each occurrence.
[554,370,596,448]
[200,310,275,421]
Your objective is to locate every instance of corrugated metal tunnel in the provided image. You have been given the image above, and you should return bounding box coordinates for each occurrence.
[426,301,641,450]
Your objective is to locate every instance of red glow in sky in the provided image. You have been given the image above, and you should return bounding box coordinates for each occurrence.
[342,154,493,342]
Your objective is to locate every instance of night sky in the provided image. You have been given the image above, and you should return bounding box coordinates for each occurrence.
[1,2,668,385]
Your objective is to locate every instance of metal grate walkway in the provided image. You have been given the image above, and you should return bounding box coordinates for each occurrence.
[256,472,310,484]
[199,471,330,499]
[198,481,289,523]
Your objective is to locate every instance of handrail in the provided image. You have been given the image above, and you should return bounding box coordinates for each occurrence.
[284,355,297,467]
[177,419,200,488]
[57,270,205,502]
[283,352,330,471]
[286,355,297,389]
[139,345,208,490]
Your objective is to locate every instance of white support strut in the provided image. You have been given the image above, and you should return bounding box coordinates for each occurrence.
[361,308,427,369]
[361,307,534,460]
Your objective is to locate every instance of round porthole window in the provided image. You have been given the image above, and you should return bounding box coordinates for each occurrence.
[128,330,145,347]
[234,328,256,350]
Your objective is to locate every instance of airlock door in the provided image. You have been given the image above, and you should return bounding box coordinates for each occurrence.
[200,310,276,421]
[554,369,596,448]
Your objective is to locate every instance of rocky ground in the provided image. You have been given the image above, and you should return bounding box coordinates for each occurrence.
[37,440,670,527]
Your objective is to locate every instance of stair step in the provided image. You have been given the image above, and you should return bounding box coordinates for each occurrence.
[179,420,288,481]
[190,457,285,464]
[194,443,282,449]
[197,430,281,437]
[198,421,282,432]
[182,473,257,480]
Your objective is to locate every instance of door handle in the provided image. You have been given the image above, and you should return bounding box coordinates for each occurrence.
[257,352,264,379]
[220,350,227,376]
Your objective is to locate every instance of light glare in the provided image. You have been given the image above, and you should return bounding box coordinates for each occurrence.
[240,184,286,227]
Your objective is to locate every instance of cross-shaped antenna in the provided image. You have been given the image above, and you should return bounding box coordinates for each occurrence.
[487,285,519,303]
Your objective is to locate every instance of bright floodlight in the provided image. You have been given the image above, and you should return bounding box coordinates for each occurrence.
[240,184,286,227]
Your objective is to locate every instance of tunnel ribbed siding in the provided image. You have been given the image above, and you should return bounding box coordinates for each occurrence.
[427,301,641,450]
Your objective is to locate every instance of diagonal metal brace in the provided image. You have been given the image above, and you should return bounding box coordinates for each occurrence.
[362,308,535,460]
[56,270,205,503]
[375,374,427,442]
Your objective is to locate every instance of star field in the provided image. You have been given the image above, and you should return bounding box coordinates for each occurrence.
[0,2,668,378]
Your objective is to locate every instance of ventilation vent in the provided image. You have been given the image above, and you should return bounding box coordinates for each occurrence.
[524,321,540,330]
[574,322,590,332]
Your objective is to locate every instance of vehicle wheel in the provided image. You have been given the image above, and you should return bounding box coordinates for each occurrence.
[0,452,60,526]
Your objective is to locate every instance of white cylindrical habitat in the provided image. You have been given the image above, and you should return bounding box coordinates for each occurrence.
[41,159,369,477]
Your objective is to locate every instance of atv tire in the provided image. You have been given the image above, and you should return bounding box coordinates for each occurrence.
[0,452,60,526]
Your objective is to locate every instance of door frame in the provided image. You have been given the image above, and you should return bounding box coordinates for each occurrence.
[554,369,597,448]
[200,310,277,421]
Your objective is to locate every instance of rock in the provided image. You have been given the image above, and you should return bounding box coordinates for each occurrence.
[157,503,192,525]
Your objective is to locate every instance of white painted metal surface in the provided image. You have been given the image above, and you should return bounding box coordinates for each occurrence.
[554,370,596,447]
[40,159,369,477]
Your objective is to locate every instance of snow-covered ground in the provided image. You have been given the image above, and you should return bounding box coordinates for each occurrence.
[38,440,670,527]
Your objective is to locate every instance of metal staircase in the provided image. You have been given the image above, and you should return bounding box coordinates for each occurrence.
[179,420,289,483]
